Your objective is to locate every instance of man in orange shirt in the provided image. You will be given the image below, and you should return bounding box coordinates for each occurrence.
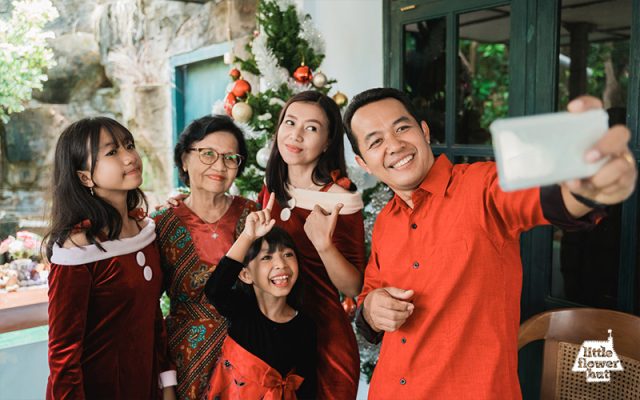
[342,88,637,399]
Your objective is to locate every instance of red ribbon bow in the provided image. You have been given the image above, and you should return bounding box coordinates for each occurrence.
[72,219,92,232]
[128,207,146,221]
[330,170,352,190]
[260,370,304,400]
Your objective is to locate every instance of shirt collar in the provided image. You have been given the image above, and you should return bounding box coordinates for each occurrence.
[391,154,453,209]
[417,154,453,196]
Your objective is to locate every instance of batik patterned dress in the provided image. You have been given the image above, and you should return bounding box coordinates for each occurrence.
[152,196,257,400]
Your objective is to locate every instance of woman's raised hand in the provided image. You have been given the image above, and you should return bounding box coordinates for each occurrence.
[155,193,188,211]
[304,202,343,253]
[242,192,276,240]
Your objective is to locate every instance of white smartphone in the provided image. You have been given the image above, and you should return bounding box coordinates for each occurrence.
[489,109,609,191]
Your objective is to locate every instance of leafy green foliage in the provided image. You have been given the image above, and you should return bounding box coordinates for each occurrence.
[160,292,170,317]
[558,41,629,111]
[239,0,325,78]
[257,1,324,72]
[236,48,260,76]
[459,41,509,132]
[0,0,58,123]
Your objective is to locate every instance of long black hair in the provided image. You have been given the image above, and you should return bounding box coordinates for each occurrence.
[44,117,148,258]
[265,91,355,208]
[242,227,304,310]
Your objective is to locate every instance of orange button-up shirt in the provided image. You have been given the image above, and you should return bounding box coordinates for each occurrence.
[359,155,549,399]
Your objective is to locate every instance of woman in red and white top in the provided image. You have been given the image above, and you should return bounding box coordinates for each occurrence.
[258,91,366,399]
[45,117,176,399]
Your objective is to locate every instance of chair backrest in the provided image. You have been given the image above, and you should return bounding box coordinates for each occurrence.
[518,308,640,400]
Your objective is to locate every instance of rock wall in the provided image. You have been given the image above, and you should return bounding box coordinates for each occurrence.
[0,0,257,230]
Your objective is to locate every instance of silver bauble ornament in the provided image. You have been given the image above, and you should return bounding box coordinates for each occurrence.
[256,145,271,169]
[312,72,327,88]
[229,182,240,196]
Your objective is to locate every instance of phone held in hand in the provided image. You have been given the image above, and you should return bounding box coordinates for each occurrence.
[489,109,609,191]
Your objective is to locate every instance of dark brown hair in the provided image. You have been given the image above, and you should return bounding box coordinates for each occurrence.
[343,87,421,157]
[266,91,355,207]
[243,227,304,310]
[174,114,248,186]
[45,117,148,258]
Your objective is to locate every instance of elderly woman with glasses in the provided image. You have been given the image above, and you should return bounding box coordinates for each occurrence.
[152,115,258,400]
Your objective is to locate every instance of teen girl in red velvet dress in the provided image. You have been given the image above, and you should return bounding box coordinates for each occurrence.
[45,117,175,399]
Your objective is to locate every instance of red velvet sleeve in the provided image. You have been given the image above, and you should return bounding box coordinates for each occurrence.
[257,184,269,209]
[355,236,384,343]
[46,264,92,400]
[154,301,175,383]
[332,211,366,274]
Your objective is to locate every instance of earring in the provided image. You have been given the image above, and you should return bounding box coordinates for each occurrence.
[90,187,94,196]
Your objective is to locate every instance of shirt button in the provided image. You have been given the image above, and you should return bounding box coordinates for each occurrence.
[400,378,406,385]
[413,261,420,269]
[401,337,407,344]
[411,223,418,229]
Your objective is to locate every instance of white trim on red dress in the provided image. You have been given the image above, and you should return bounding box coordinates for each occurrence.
[288,186,364,214]
[158,370,178,389]
[50,218,156,265]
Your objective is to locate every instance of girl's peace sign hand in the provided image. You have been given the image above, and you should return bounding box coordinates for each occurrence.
[242,192,276,240]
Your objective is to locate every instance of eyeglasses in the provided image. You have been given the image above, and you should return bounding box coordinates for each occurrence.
[188,148,244,169]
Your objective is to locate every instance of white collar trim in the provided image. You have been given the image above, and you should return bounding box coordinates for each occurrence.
[288,187,363,214]
[50,218,156,265]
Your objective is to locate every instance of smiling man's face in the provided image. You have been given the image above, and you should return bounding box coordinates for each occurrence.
[352,98,435,198]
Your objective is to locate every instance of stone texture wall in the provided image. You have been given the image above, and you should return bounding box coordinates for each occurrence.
[0,0,257,230]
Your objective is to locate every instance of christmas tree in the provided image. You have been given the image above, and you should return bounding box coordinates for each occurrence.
[215,0,347,196]
[215,0,388,381]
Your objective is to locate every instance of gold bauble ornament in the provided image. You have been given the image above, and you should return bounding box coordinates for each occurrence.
[332,91,348,107]
[231,102,253,123]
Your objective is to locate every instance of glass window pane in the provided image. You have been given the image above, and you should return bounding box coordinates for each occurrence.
[557,0,631,109]
[456,6,511,145]
[550,0,631,307]
[453,155,494,164]
[403,17,447,144]
[550,207,621,308]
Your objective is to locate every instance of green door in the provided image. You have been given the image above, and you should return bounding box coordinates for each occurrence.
[182,58,229,128]
[385,0,639,397]
[170,42,232,185]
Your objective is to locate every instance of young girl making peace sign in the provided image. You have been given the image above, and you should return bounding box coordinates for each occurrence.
[259,91,365,398]
[204,193,317,399]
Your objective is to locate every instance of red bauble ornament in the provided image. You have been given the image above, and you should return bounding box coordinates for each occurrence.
[224,92,237,116]
[341,297,357,319]
[293,65,312,84]
[231,79,251,98]
[229,68,241,81]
